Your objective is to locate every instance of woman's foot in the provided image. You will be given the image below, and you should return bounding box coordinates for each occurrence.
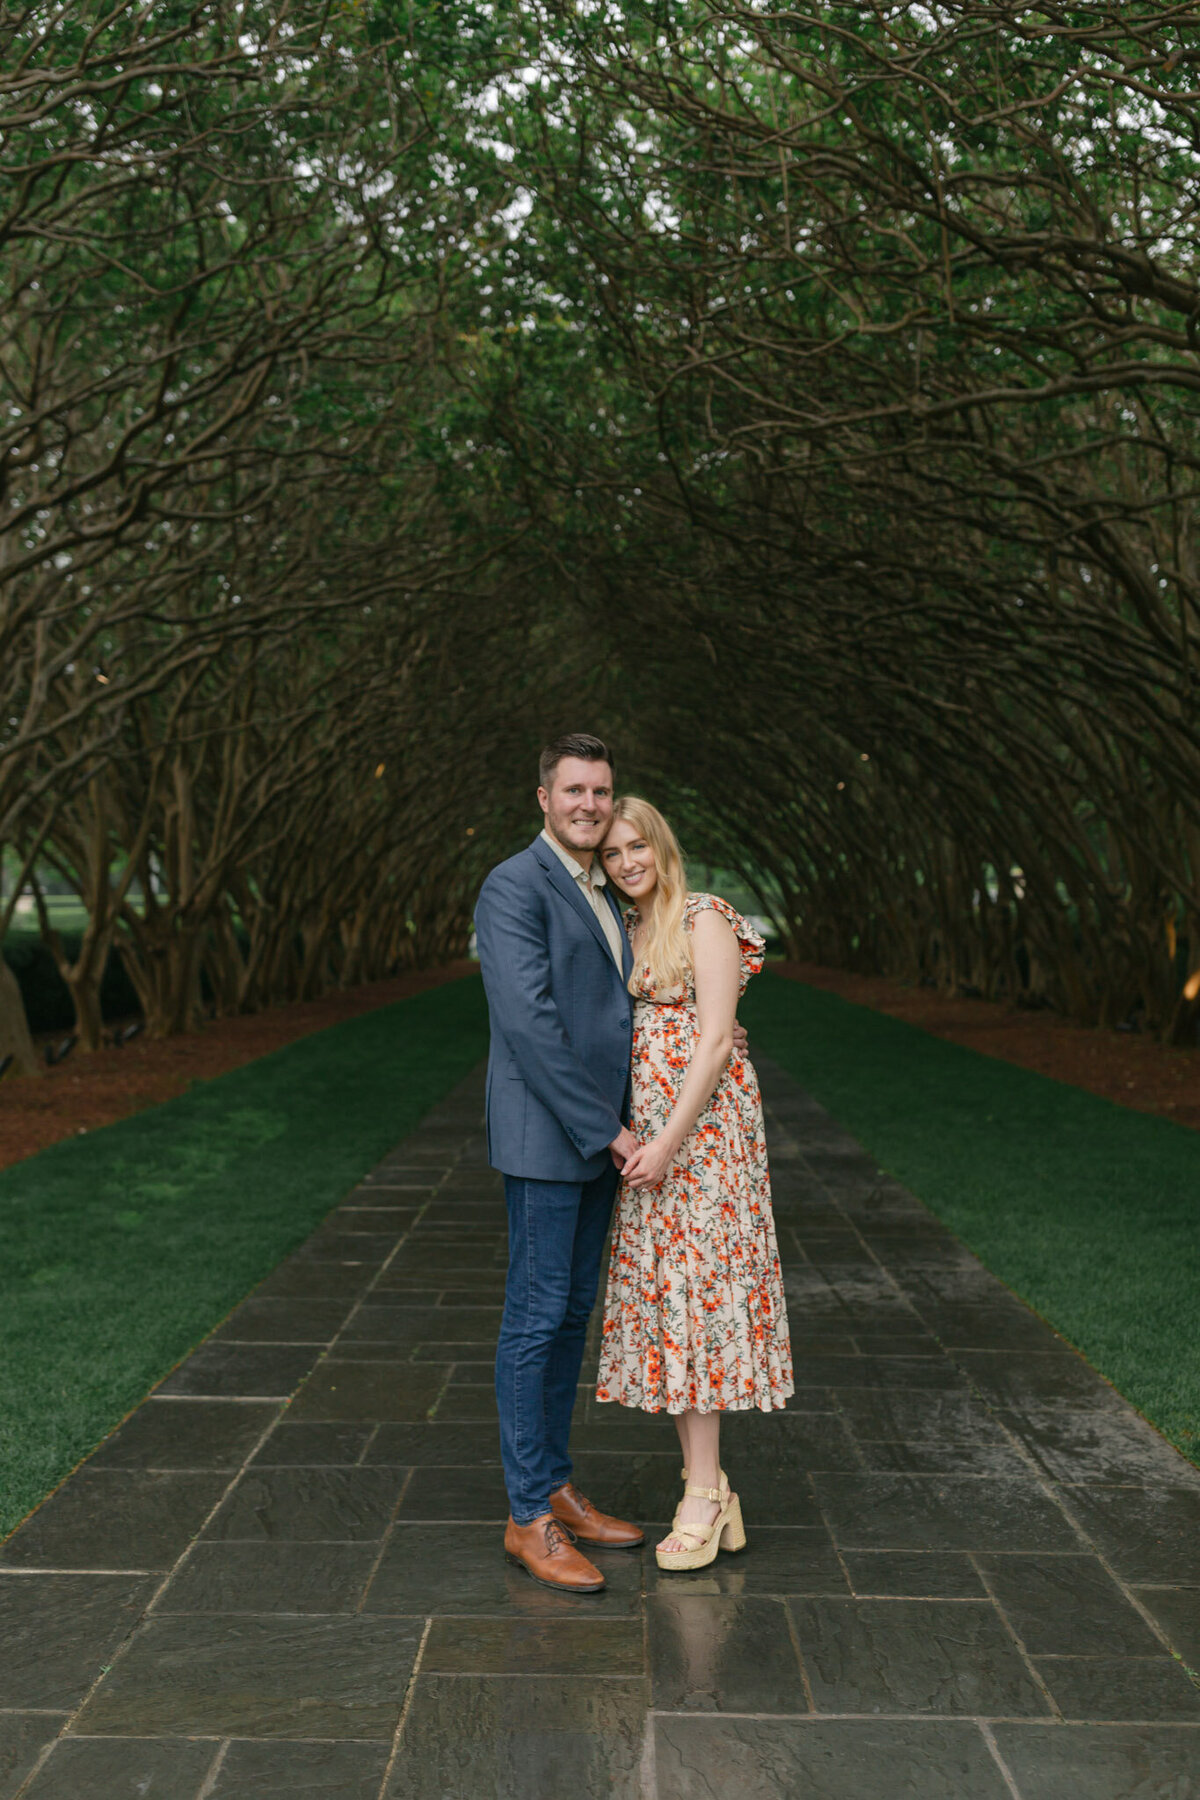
[659,1485,723,1555]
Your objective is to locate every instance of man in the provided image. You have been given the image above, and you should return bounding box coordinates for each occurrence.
[474,733,642,1593]
[475,733,746,1593]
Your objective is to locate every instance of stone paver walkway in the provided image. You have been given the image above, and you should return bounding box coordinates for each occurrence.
[1,1058,1198,1798]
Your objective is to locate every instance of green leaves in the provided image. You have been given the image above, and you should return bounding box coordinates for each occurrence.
[5,0,1200,1047]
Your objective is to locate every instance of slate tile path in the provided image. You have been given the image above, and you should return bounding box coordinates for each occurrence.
[2,1058,1199,1798]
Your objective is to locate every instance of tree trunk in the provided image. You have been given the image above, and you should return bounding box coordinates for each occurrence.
[34,903,113,1054]
[64,970,106,1056]
[0,954,40,1078]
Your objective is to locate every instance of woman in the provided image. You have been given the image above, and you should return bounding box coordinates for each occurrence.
[595,796,793,1570]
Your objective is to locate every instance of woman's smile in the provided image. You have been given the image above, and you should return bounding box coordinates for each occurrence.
[600,820,658,898]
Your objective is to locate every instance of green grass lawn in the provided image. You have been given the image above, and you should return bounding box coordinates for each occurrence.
[0,975,489,1534]
[743,974,1200,1468]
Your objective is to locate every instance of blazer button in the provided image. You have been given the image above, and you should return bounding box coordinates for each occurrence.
[618,1017,630,1028]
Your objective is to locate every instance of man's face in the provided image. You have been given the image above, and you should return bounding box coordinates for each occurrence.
[538,756,614,859]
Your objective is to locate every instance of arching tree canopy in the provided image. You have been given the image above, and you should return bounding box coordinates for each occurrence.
[4,0,1200,1060]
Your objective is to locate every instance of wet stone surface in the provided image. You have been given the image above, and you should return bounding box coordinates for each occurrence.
[209,1738,390,1799]
[0,1714,63,1800]
[0,1471,228,1572]
[18,1737,219,1799]
[1,1057,1198,1797]
[652,1718,1018,1800]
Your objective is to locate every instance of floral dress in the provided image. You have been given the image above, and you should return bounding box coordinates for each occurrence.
[596,894,793,1414]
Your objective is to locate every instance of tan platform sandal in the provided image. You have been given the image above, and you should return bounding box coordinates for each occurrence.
[656,1479,747,1572]
[673,1466,729,1524]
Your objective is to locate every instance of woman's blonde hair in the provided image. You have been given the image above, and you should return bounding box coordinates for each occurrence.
[607,795,692,995]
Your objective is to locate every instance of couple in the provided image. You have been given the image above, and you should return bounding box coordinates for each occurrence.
[474,733,793,1592]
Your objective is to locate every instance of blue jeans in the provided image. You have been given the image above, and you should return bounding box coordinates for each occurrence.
[495,1165,619,1524]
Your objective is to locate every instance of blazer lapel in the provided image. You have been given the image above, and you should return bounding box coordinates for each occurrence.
[604,882,634,982]
[532,837,622,971]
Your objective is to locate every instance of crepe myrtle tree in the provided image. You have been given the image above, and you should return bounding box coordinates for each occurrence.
[9,0,1200,1060]
[410,0,1200,1041]
[0,0,523,1052]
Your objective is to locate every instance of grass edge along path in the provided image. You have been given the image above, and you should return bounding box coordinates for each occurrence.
[743,973,1200,1470]
[0,974,489,1536]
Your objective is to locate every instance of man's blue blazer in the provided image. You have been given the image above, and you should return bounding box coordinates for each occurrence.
[474,835,635,1181]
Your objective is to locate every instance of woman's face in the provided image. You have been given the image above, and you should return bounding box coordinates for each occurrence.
[601,816,658,902]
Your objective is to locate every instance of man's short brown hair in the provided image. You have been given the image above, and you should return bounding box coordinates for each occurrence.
[538,733,615,790]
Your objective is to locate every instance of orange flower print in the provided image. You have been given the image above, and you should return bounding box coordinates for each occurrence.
[596,895,794,1416]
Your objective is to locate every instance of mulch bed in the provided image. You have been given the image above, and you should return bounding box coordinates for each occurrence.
[5,958,1197,1177]
[774,963,1200,1132]
[0,964,475,1173]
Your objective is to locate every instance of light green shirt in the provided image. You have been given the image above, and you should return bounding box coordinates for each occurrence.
[540,827,625,970]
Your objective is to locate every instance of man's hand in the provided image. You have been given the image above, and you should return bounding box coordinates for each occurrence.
[609,1125,638,1169]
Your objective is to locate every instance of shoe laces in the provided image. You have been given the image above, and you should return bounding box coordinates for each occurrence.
[543,1517,577,1556]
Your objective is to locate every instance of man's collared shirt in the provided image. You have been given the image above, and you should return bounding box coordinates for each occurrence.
[540,828,625,970]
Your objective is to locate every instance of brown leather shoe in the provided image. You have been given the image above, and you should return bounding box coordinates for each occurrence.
[550,1481,645,1549]
[504,1513,606,1593]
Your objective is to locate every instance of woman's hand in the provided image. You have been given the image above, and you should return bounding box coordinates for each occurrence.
[621,1133,677,1190]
